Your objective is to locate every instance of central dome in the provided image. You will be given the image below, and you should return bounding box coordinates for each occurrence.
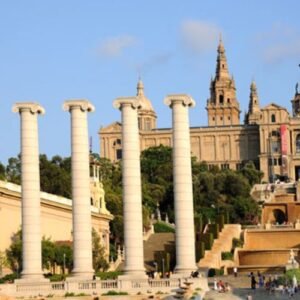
[136,79,154,111]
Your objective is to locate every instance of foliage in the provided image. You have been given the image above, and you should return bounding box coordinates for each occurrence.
[95,271,123,280]
[5,230,22,272]
[92,229,109,272]
[221,251,233,260]
[102,291,128,296]
[278,269,300,285]
[0,273,18,283]
[0,162,6,180]
[232,237,244,249]
[0,251,8,275]
[5,229,74,274]
[45,273,65,282]
[208,268,224,277]
[39,154,71,198]
[54,242,73,273]
[6,156,21,184]
[153,222,175,233]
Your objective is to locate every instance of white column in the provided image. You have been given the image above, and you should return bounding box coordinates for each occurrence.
[12,102,46,281]
[63,100,94,279]
[113,97,145,276]
[164,94,197,275]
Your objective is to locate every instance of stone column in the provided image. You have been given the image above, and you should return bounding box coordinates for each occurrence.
[12,102,45,281]
[63,100,94,279]
[113,97,145,276]
[164,94,197,275]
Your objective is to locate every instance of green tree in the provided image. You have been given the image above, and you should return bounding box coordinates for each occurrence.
[42,237,56,271]
[239,161,263,185]
[6,156,21,184]
[54,242,73,274]
[92,229,109,272]
[5,230,22,273]
[0,162,6,180]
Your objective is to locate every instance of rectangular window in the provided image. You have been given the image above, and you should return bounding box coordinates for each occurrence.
[116,149,122,160]
[221,164,230,170]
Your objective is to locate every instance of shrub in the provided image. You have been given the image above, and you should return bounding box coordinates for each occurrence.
[0,273,18,283]
[45,273,65,282]
[153,222,175,233]
[221,251,233,260]
[208,268,224,277]
[232,237,244,249]
[278,269,300,285]
[95,271,122,280]
[102,291,128,296]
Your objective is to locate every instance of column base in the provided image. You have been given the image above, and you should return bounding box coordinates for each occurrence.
[67,270,94,281]
[15,275,49,283]
[173,265,198,278]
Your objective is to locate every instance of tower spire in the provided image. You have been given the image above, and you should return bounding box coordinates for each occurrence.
[216,36,230,80]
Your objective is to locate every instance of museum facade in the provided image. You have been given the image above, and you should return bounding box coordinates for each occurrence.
[99,40,300,183]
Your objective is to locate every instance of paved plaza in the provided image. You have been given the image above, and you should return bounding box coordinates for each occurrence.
[205,275,300,300]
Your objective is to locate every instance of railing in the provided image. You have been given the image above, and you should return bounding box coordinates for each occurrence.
[3,276,206,297]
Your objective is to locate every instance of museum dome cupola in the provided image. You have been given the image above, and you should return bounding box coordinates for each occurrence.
[206,38,241,126]
[136,79,157,131]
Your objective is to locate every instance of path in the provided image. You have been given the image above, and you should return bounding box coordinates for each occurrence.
[205,274,300,299]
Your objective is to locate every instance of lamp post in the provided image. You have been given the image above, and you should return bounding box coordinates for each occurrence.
[63,253,66,275]
[162,258,165,278]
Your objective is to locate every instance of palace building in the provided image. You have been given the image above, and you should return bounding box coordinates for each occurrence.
[99,39,300,183]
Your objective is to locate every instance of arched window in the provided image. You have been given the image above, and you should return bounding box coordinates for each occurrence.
[271,114,276,123]
[296,134,300,153]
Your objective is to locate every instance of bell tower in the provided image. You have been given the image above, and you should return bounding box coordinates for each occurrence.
[206,38,240,126]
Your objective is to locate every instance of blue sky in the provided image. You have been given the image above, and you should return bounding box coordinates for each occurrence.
[0,1,300,164]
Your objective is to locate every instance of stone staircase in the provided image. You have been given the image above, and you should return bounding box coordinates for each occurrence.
[198,224,241,270]
[143,232,175,271]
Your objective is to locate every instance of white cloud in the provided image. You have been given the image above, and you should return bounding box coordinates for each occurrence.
[180,20,221,55]
[98,35,137,57]
[256,23,300,64]
[263,41,300,64]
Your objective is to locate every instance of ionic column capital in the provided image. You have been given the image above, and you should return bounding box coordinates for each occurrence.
[12,102,45,115]
[164,94,195,108]
[63,99,95,113]
[113,97,141,110]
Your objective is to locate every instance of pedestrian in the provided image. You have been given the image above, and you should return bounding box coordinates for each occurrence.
[246,293,252,300]
[250,272,256,290]
[213,278,218,291]
[233,266,238,277]
[258,274,264,288]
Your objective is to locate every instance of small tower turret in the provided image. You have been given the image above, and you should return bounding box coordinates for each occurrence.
[245,80,261,124]
[291,69,300,117]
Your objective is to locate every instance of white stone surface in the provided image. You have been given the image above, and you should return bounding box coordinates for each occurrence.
[12,102,45,281]
[63,100,94,279]
[113,97,145,276]
[164,94,197,275]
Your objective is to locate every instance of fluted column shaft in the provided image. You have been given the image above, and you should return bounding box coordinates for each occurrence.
[13,102,45,281]
[63,100,94,279]
[165,95,197,275]
[113,97,145,276]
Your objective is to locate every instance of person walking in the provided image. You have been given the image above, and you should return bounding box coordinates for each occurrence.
[233,266,238,277]
[250,272,257,290]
